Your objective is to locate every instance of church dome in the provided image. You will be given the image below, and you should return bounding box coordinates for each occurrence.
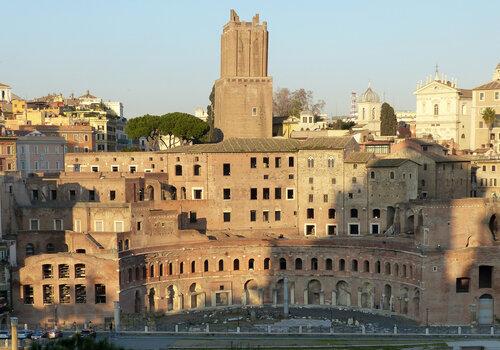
[361,86,380,103]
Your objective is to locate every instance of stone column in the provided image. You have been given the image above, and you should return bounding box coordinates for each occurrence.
[331,291,337,306]
[228,291,233,306]
[370,293,374,309]
[113,301,121,332]
[10,317,18,350]
[303,289,308,305]
[357,291,362,308]
[389,296,395,312]
[320,291,325,305]
[283,277,289,317]
[290,284,295,305]
[381,294,386,310]
[272,289,277,306]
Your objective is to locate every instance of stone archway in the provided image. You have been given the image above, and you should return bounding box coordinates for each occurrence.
[148,288,155,312]
[244,279,260,305]
[335,281,351,306]
[146,185,155,201]
[359,282,374,309]
[400,287,409,314]
[306,279,322,305]
[134,290,142,313]
[189,283,204,309]
[166,285,181,311]
[383,284,392,311]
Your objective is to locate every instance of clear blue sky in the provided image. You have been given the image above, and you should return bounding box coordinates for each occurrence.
[1,0,499,117]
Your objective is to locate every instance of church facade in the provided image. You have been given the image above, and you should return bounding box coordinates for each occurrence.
[357,85,382,135]
[414,72,472,150]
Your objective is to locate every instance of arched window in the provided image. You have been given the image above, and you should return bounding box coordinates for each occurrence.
[385,262,391,275]
[191,261,196,273]
[46,243,55,253]
[233,259,240,271]
[402,264,407,277]
[159,263,164,277]
[307,157,314,168]
[279,258,287,270]
[339,259,345,271]
[421,179,426,187]
[375,261,381,273]
[433,104,439,116]
[218,259,224,271]
[390,171,395,179]
[124,239,129,250]
[352,259,358,272]
[350,209,358,218]
[168,262,173,275]
[263,258,270,270]
[149,264,154,278]
[311,258,318,270]
[204,259,209,272]
[295,258,303,270]
[372,209,381,218]
[461,134,465,139]
[135,267,140,280]
[193,164,201,176]
[362,108,366,119]
[175,165,182,176]
[26,243,35,256]
[179,262,184,274]
[363,260,370,272]
[370,171,375,179]
[325,258,333,270]
[248,259,255,270]
[372,107,376,117]
[128,268,133,282]
[142,266,147,279]
[118,240,123,251]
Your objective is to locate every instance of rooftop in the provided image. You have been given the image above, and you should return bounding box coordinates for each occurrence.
[344,152,376,163]
[163,137,355,154]
[473,80,500,91]
[367,158,414,168]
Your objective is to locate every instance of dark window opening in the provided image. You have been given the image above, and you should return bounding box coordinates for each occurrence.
[295,258,303,270]
[279,258,287,270]
[339,259,345,271]
[223,163,231,176]
[456,277,470,293]
[479,265,493,289]
[326,258,333,270]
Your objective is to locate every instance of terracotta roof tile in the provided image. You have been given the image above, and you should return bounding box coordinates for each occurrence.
[344,152,375,163]
[473,80,500,90]
[367,158,413,168]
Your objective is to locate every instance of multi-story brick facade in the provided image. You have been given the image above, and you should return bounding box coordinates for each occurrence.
[4,135,498,327]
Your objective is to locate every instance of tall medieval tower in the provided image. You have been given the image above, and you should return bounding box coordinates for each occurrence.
[214,10,273,139]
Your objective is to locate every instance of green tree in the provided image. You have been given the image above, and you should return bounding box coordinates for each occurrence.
[380,102,398,136]
[206,84,216,142]
[125,113,209,150]
[482,107,497,128]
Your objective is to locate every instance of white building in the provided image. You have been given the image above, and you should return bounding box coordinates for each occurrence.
[414,70,472,149]
[357,84,382,135]
[0,83,12,104]
[104,101,124,118]
[194,107,208,122]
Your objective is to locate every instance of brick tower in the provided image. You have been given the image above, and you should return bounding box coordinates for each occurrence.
[214,9,273,139]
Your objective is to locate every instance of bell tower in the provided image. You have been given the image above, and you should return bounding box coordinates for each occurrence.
[214,9,273,139]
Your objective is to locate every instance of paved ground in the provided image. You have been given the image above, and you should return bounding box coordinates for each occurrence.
[102,334,500,350]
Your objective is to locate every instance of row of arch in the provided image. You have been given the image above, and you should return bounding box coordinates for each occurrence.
[133,278,421,320]
[121,255,417,286]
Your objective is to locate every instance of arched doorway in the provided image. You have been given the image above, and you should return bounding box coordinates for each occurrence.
[166,285,177,311]
[148,288,155,311]
[383,284,392,311]
[146,186,155,201]
[307,280,321,305]
[244,280,260,305]
[336,281,351,306]
[360,282,374,309]
[400,287,409,314]
[134,290,142,313]
[386,206,395,229]
[478,294,494,324]
[189,283,203,309]
[412,289,420,319]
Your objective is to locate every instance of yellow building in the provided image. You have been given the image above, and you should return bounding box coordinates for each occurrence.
[470,63,500,153]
